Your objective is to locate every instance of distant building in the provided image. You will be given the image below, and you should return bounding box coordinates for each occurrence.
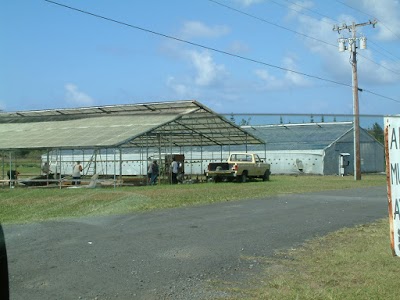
[242,122,384,175]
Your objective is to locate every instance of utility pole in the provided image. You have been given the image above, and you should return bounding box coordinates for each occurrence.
[333,20,377,180]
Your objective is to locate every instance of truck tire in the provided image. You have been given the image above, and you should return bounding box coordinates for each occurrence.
[238,172,247,183]
[213,176,221,183]
[263,170,270,181]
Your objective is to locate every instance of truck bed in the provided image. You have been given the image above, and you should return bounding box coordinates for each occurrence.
[207,162,233,172]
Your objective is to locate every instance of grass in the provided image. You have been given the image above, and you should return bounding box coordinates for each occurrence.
[1,158,42,177]
[0,174,386,224]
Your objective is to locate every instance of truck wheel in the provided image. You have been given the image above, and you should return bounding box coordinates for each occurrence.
[263,170,270,181]
[213,176,221,183]
[238,172,247,183]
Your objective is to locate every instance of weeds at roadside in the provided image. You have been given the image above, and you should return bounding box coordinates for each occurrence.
[220,219,399,300]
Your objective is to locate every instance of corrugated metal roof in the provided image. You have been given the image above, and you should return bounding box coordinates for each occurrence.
[242,122,353,150]
[0,100,264,150]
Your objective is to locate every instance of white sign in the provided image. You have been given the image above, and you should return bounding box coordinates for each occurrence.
[385,117,400,257]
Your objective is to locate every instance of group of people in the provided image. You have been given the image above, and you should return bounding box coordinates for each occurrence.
[147,156,181,185]
[71,158,180,186]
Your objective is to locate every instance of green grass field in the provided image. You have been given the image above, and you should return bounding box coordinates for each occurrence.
[1,174,398,299]
[0,174,386,224]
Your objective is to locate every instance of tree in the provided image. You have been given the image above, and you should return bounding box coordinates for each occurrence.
[15,149,30,158]
[367,122,384,144]
[229,113,235,123]
[239,117,251,126]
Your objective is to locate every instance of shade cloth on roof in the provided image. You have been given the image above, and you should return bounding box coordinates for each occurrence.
[0,115,177,149]
[242,122,353,151]
[0,100,264,150]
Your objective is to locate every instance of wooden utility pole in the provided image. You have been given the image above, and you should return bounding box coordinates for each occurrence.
[333,20,377,180]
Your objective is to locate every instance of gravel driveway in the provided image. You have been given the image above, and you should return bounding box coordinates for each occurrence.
[3,186,387,299]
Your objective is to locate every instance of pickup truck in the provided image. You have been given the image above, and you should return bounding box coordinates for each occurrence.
[206,153,271,183]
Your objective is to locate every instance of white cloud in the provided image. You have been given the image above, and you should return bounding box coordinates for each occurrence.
[180,21,230,39]
[166,50,228,99]
[282,56,311,86]
[286,0,314,20]
[164,21,230,98]
[254,55,311,90]
[64,84,94,106]
[228,40,250,54]
[357,50,400,84]
[188,50,227,86]
[166,76,196,98]
[254,69,284,90]
[287,4,399,85]
[356,0,400,41]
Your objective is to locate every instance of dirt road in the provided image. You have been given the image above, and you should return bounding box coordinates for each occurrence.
[3,186,387,299]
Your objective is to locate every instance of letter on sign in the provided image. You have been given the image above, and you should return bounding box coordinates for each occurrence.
[385,117,400,257]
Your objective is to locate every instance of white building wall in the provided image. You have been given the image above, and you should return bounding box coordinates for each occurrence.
[262,150,324,175]
[42,149,327,176]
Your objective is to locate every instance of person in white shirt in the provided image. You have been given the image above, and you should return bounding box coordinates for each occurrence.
[170,157,179,184]
[72,161,83,185]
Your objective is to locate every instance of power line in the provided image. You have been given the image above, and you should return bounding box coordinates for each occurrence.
[331,2,400,74]
[369,40,400,62]
[208,0,400,78]
[43,0,400,104]
[237,0,400,75]
[358,52,400,76]
[333,0,400,64]
[360,87,400,103]
[286,0,400,71]
[42,1,344,84]
[208,0,336,47]
[335,0,400,41]
[275,0,337,26]
[335,0,375,19]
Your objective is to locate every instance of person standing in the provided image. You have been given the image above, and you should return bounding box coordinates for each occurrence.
[6,170,19,187]
[72,161,83,185]
[150,160,159,185]
[147,161,153,185]
[170,156,179,184]
[41,162,50,175]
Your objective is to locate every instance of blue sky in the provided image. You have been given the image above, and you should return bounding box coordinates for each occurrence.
[1,0,399,118]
